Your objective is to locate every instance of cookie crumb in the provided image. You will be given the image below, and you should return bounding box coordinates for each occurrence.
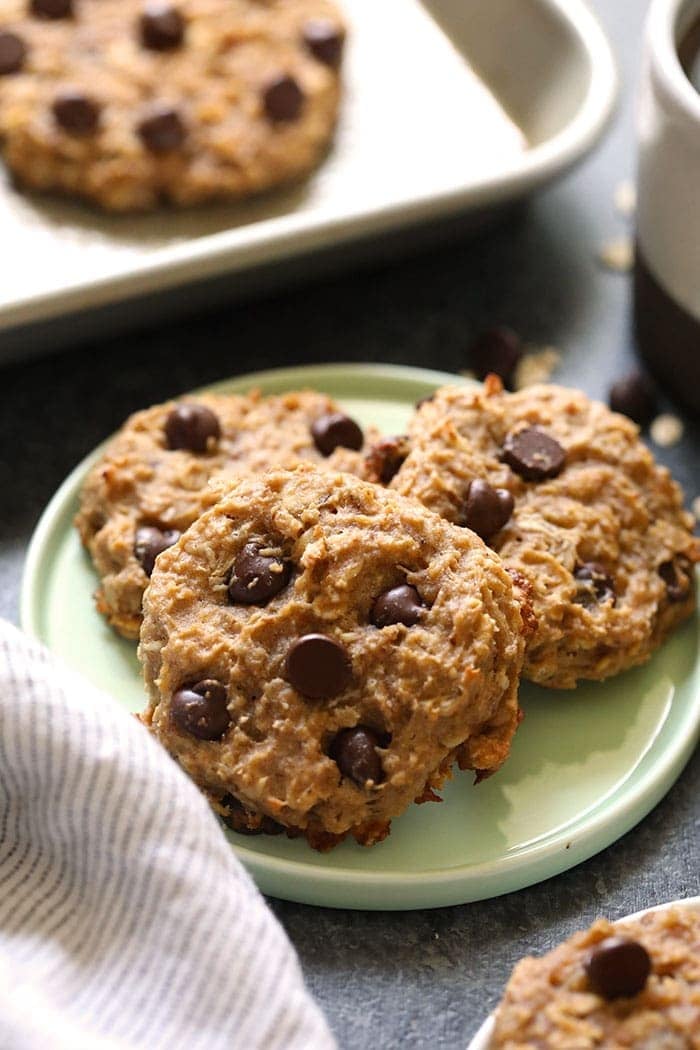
[614,179,636,217]
[691,495,700,521]
[650,413,684,447]
[512,347,561,390]
[598,237,634,272]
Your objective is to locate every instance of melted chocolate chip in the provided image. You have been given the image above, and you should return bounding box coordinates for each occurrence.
[137,104,186,153]
[170,679,230,740]
[332,726,383,786]
[502,427,566,481]
[52,91,100,135]
[365,435,409,484]
[574,562,616,607]
[0,31,26,75]
[586,937,651,1000]
[285,634,351,698]
[469,327,522,386]
[263,74,304,122]
[228,543,292,604]
[164,403,220,451]
[134,525,181,577]
[371,584,424,628]
[311,412,364,456]
[609,370,657,426]
[140,1,185,50]
[659,557,692,602]
[31,0,72,18]
[303,19,344,66]
[462,479,514,540]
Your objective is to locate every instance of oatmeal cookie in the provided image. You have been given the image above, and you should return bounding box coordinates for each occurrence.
[76,389,375,639]
[0,0,344,210]
[138,466,531,849]
[377,377,699,688]
[491,905,700,1048]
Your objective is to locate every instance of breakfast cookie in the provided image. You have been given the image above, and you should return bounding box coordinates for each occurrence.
[375,377,699,688]
[491,906,700,1048]
[0,0,344,210]
[76,389,375,639]
[138,466,531,850]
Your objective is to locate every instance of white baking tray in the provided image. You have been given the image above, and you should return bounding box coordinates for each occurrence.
[0,0,615,352]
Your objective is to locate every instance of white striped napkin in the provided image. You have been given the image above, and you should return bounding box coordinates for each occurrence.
[0,619,335,1050]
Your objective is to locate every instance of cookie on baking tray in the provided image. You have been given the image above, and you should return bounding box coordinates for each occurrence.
[138,466,532,850]
[75,389,374,639]
[370,376,699,689]
[0,0,344,210]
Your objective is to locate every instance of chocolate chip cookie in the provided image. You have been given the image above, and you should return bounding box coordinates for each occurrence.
[76,389,374,639]
[0,0,344,210]
[138,466,531,850]
[377,376,699,688]
[491,906,700,1047]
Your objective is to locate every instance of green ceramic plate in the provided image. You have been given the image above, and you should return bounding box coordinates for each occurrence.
[20,364,700,911]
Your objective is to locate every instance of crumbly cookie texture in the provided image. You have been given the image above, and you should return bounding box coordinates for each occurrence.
[0,0,344,210]
[75,389,376,640]
[138,466,531,850]
[491,906,700,1048]
[378,376,699,689]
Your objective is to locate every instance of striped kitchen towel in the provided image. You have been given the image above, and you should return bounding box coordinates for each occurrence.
[0,619,336,1050]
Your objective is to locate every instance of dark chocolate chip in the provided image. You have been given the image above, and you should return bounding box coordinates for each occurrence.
[469,327,522,386]
[302,19,344,66]
[285,634,351,698]
[609,370,657,426]
[371,584,424,628]
[134,525,181,577]
[140,1,185,50]
[31,0,72,18]
[365,435,409,484]
[502,427,565,481]
[221,795,284,836]
[586,936,651,1000]
[52,91,100,135]
[311,412,364,456]
[659,557,692,602]
[332,726,383,786]
[170,679,230,740]
[0,31,26,75]
[462,479,514,540]
[263,74,304,122]
[164,402,220,451]
[574,562,616,607]
[228,543,292,604]
[137,104,186,153]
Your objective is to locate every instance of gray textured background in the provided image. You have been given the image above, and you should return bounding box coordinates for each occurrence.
[1,2,698,1048]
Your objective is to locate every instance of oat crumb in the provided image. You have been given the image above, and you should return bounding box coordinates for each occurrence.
[650,413,684,447]
[614,179,637,217]
[513,347,561,390]
[598,237,634,272]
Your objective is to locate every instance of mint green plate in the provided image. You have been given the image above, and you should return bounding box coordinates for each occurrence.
[20,364,700,911]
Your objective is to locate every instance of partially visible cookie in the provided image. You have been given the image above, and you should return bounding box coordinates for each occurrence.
[76,389,375,639]
[491,906,700,1047]
[377,377,699,688]
[0,0,344,210]
[138,466,531,849]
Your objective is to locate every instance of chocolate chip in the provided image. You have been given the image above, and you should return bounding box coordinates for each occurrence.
[311,412,364,456]
[263,74,304,122]
[586,936,651,1000]
[469,327,522,386]
[31,0,72,18]
[228,543,292,604]
[171,679,230,740]
[140,1,184,50]
[574,562,616,607]
[609,370,657,426]
[285,634,351,698]
[332,727,383,786]
[164,403,220,451]
[0,32,26,75]
[659,557,692,602]
[303,19,345,66]
[52,91,100,135]
[365,435,409,484]
[221,795,284,836]
[134,525,180,577]
[462,479,514,540]
[137,104,186,153]
[502,427,565,481]
[371,584,423,628]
